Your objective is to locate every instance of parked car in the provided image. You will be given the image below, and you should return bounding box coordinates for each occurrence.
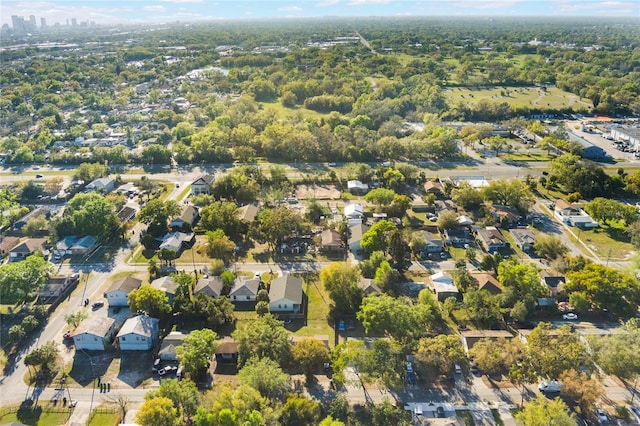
[63,331,72,340]
[595,408,608,423]
[562,313,578,320]
[92,301,104,309]
[538,380,562,393]
[158,366,177,376]
[455,364,462,374]
[470,363,480,375]
[406,362,413,373]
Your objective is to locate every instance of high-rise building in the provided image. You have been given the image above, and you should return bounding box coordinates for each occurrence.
[41,17,47,28]
[11,15,25,34]
[29,15,36,26]
[71,18,77,27]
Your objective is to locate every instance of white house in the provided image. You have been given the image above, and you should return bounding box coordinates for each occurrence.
[117,315,160,351]
[72,316,116,351]
[170,205,199,230]
[347,180,369,195]
[194,276,225,298]
[229,277,260,302]
[348,223,370,255]
[157,232,195,253]
[344,203,364,225]
[158,331,187,362]
[86,177,115,194]
[554,199,598,228]
[191,174,215,195]
[69,235,98,255]
[105,276,142,307]
[269,274,304,314]
[429,271,459,301]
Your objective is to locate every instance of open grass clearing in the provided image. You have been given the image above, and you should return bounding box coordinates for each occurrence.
[87,409,120,426]
[444,86,593,110]
[574,224,634,261]
[0,403,71,426]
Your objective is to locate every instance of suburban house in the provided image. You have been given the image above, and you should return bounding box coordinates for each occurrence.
[38,274,79,299]
[117,206,137,223]
[55,236,77,256]
[540,272,567,300]
[158,331,187,362]
[443,228,471,246]
[321,229,342,253]
[70,235,98,255]
[492,205,521,228]
[471,272,503,295]
[229,277,260,302]
[238,204,260,222]
[344,203,364,225]
[72,316,116,351]
[423,180,444,196]
[358,278,381,295]
[476,227,507,253]
[150,276,179,305]
[194,276,225,298]
[86,177,115,194]
[554,199,599,228]
[191,174,215,195]
[105,276,142,306]
[460,330,514,352]
[457,215,474,226]
[117,315,160,351]
[158,232,195,253]
[416,230,443,254]
[115,182,139,196]
[9,238,47,261]
[511,228,536,252]
[430,272,459,301]
[348,223,370,256]
[0,236,19,258]
[13,207,49,231]
[347,180,369,195]
[170,205,199,230]
[215,338,239,363]
[269,274,304,314]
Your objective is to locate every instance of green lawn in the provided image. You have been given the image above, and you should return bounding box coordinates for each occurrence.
[87,410,120,426]
[500,153,554,162]
[444,86,593,111]
[0,405,70,426]
[259,100,326,121]
[296,280,333,342]
[575,224,634,261]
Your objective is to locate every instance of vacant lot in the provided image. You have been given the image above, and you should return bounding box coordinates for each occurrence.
[444,86,593,110]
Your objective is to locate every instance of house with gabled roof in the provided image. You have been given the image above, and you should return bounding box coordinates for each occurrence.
[105,276,142,306]
[70,235,98,255]
[430,272,459,301]
[269,274,304,314]
[476,226,507,253]
[423,180,444,195]
[157,232,195,253]
[0,236,19,258]
[239,204,260,222]
[194,276,225,298]
[9,238,47,261]
[321,229,342,253]
[14,206,49,231]
[158,331,187,362]
[348,223,370,256]
[511,228,536,252]
[358,278,381,295]
[554,199,598,228]
[72,316,116,351]
[492,204,521,228]
[191,174,215,195]
[151,276,179,305]
[229,277,260,302]
[170,205,199,230]
[86,177,115,194]
[415,230,443,254]
[117,315,160,351]
[347,180,369,195]
[39,274,79,299]
[471,272,503,295]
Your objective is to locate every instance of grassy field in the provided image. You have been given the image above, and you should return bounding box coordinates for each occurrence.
[444,86,593,110]
[87,411,120,426]
[296,279,333,341]
[259,100,325,121]
[575,224,634,261]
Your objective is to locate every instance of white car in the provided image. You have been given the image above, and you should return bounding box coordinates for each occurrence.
[595,408,608,423]
[562,313,578,320]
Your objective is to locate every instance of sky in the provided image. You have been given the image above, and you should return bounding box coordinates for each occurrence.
[2,0,639,27]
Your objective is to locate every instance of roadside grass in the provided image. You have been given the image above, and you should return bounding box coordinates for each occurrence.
[295,279,333,342]
[457,409,475,426]
[0,403,71,426]
[176,184,192,200]
[491,408,505,425]
[575,223,634,260]
[500,153,553,162]
[87,409,120,426]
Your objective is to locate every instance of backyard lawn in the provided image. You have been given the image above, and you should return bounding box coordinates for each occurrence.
[0,404,70,426]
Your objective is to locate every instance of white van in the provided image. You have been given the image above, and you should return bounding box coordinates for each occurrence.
[538,380,562,393]
[455,364,462,374]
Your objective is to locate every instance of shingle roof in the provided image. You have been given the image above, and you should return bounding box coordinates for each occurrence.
[107,276,142,293]
[151,276,179,295]
[194,276,224,297]
[74,316,115,337]
[230,277,260,297]
[269,274,303,304]
[117,315,159,338]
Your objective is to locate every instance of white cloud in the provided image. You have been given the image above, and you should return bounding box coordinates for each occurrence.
[144,5,167,11]
[277,6,303,11]
[316,0,340,6]
[347,0,392,5]
[159,0,203,3]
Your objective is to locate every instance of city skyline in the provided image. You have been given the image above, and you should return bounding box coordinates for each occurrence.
[2,0,638,28]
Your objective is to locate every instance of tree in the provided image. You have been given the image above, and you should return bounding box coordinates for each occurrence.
[104,393,131,422]
[205,230,235,262]
[9,324,26,343]
[469,337,525,377]
[415,335,467,378]
[253,206,309,256]
[558,369,602,413]
[585,197,637,225]
[364,188,396,207]
[73,162,108,182]
[497,260,546,313]
[357,294,434,346]
[23,216,48,237]
[136,397,180,426]
[146,378,200,423]
[533,235,569,260]
[280,394,321,426]
[238,357,290,400]
[232,314,291,366]
[291,338,330,377]
[436,210,459,230]
[0,255,53,303]
[128,285,171,319]
[565,264,640,319]
[138,199,180,237]
[176,329,219,379]
[387,229,410,271]
[255,301,269,316]
[587,327,640,380]
[65,310,88,328]
[371,398,411,426]
[526,323,590,379]
[451,182,484,211]
[463,289,502,327]
[320,262,362,317]
[24,341,59,374]
[486,135,508,156]
[360,220,396,254]
[320,416,345,426]
[199,201,245,241]
[62,192,121,242]
[515,395,575,426]
[481,179,533,213]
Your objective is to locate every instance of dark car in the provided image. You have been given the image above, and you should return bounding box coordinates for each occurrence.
[436,406,445,418]
[63,331,72,340]
[92,301,104,309]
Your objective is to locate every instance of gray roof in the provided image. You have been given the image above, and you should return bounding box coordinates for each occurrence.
[348,223,370,244]
[151,276,179,295]
[74,316,115,337]
[269,274,303,304]
[194,276,224,297]
[107,276,142,293]
[117,315,159,338]
[230,277,260,297]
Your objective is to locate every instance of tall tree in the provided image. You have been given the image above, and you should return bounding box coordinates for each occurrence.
[232,314,291,367]
[320,262,363,318]
[176,329,219,379]
[146,379,200,424]
[128,285,171,319]
[138,199,180,237]
[238,357,290,400]
[136,397,180,426]
[515,395,575,426]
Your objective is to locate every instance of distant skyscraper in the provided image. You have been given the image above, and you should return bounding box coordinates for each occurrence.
[41,17,47,28]
[29,15,36,26]
[11,15,25,34]
[71,18,77,27]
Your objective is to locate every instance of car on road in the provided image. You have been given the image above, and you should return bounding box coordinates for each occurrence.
[35,174,43,178]
[562,313,578,320]
[470,363,480,375]
[328,162,337,167]
[538,380,562,393]
[595,408,608,423]
[63,331,72,340]
[92,301,104,309]
[455,364,462,374]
